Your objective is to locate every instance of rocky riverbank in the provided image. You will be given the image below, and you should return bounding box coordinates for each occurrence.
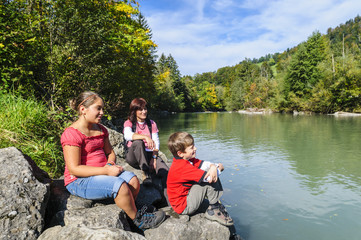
[0,124,236,240]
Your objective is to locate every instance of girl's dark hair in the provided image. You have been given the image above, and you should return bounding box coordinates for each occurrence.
[70,91,102,115]
[128,98,147,123]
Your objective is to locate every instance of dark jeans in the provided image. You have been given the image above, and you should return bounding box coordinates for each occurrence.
[126,140,169,201]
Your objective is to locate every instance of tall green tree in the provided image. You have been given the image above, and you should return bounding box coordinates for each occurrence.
[284,32,328,110]
[48,0,156,113]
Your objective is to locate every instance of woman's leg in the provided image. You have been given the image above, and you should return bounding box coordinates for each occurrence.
[154,156,169,204]
[126,140,150,171]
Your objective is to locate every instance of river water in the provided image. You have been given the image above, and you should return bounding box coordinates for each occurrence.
[152,112,361,240]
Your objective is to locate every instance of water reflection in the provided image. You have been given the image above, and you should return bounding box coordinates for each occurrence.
[152,112,361,240]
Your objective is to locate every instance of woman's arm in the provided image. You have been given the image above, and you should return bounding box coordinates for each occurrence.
[124,126,155,149]
[152,132,160,151]
[132,132,155,150]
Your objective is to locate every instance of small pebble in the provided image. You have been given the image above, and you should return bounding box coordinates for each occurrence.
[8,211,17,218]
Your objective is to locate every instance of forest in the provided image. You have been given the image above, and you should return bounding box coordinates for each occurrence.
[1,0,361,176]
[156,17,361,113]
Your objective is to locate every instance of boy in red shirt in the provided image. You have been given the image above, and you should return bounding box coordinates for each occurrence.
[166,132,233,226]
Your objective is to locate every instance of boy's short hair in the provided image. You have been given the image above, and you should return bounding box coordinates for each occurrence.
[168,132,194,157]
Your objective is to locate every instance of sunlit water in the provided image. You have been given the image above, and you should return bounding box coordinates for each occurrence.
[151,112,361,240]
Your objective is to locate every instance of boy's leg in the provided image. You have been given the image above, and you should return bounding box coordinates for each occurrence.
[206,179,223,205]
[182,181,223,215]
[204,180,234,226]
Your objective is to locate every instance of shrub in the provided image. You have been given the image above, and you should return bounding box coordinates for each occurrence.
[0,93,66,177]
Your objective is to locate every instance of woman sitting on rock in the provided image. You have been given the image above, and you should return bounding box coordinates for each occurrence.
[123,98,169,202]
[61,91,165,229]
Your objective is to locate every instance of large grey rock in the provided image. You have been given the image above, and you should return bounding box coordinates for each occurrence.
[64,204,130,230]
[0,147,50,240]
[38,225,146,240]
[144,207,231,240]
[106,126,126,159]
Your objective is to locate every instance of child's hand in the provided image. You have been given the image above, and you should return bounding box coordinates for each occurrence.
[105,164,123,176]
[205,165,218,183]
[218,163,224,172]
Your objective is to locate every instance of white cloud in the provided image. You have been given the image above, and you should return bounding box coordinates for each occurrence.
[141,0,361,75]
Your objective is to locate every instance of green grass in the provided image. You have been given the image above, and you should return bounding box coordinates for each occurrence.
[0,93,66,178]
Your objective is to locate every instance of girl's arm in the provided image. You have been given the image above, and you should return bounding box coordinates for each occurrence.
[63,145,107,177]
[103,135,116,164]
[63,145,121,177]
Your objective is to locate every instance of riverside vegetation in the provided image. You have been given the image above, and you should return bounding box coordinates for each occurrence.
[1,0,361,176]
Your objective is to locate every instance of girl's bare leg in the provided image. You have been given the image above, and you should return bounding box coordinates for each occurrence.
[114,183,137,219]
[128,176,140,200]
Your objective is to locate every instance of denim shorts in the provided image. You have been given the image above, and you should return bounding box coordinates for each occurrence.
[66,171,136,200]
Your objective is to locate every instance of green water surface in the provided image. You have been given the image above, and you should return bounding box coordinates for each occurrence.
[152,112,361,240]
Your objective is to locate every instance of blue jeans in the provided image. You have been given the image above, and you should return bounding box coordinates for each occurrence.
[66,171,136,200]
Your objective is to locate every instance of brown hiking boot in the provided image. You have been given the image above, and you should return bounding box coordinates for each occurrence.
[204,203,234,226]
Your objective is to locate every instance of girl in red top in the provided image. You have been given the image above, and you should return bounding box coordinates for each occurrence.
[61,91,165,229]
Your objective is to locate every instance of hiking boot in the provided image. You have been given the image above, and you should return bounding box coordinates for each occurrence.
[205,203,234,226]
[142,171,153,186]
[133,205,166,229]
[135,203,157,213]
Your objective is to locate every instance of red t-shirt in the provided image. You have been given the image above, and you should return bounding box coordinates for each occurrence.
[61,124,108,186]
[167,157,207,214]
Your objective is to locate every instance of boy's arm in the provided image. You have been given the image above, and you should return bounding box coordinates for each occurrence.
[178,160,208,184]
[197,159,223,182]
[204,164,219,183]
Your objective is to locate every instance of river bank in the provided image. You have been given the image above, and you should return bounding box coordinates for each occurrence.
[234,108,361,116]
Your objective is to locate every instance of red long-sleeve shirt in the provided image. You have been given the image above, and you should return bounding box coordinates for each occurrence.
[167,157,207,214]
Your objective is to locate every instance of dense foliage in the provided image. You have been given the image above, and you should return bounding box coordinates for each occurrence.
[1,0,156,115]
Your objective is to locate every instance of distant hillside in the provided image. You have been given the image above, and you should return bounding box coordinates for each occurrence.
[174,15,361,113]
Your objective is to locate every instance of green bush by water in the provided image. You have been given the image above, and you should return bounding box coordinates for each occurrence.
[0,93,67,178]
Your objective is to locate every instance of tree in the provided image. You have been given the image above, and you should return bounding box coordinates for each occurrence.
[153,53,188,111]
[284,32,328,109]
[48,0,157,113]
[1,0,157,115]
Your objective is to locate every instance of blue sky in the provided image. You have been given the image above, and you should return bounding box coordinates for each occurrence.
[139,0,361,76]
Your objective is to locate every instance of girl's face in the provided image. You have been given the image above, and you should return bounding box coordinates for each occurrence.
[82,97,104,124]
[136,107,147,122]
